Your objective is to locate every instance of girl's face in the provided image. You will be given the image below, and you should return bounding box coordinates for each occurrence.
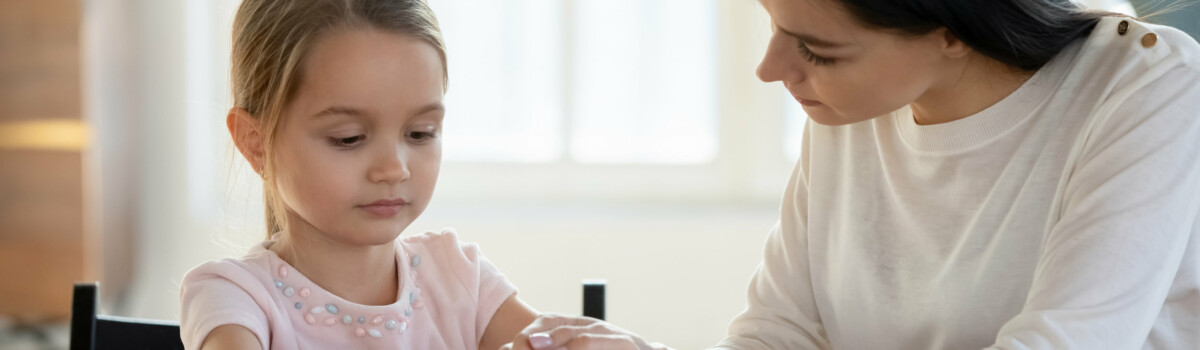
[273,28,444,246]
[757,0,950,126]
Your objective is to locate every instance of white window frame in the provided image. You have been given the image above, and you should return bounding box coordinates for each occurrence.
[433,1,797,205]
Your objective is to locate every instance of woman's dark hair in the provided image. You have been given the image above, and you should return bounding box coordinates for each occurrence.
[835,0,1127,71]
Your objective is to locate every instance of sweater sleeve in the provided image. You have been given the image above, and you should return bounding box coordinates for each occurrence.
[714,121,831,350]
[987,63,1200,349]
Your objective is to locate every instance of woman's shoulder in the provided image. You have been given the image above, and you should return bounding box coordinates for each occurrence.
[1078,17,1200,79]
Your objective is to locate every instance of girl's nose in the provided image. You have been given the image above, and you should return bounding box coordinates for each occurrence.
[367,146,411,184]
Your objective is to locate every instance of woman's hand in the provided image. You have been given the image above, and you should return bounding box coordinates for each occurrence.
[499,313,673,350]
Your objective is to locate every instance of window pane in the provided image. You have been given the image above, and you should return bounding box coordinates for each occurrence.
[784,89,807,162]
[571,0,719,163]
[430,0,564,162]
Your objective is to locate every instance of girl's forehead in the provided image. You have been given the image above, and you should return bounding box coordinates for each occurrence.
[288,28,445,121]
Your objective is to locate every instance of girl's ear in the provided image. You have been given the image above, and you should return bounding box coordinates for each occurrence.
[228,107,266,176]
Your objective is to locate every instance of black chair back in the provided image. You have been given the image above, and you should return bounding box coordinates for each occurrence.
[70,282,184,350]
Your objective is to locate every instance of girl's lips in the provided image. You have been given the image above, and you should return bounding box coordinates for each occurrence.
[359,198,408,217]
[359,203,406,217]
[365,198,407,206]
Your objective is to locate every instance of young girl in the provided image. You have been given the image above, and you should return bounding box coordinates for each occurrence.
[179,0,538,349]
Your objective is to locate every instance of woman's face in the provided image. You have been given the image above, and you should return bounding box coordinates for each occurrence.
[757,0,949,125]
[272,28,445,247]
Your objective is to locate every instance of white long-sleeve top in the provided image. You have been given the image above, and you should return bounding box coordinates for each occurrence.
[717,17,1200,350]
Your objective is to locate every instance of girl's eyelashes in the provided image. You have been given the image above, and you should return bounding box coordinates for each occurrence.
[407,129,438,143]
[324,127,439,148]
[328,135,365,148]
[797,41,835,66]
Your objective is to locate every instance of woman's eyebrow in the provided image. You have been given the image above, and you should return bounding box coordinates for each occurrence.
[776,25,847,49]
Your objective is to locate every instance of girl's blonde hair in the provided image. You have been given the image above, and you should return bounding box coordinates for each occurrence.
[231,0,447,238]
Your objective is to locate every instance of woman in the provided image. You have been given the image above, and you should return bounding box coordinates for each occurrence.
[505,0,1200,349]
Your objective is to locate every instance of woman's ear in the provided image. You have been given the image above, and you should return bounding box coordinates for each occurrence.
[227,107,266,176]
[934,27,971,59]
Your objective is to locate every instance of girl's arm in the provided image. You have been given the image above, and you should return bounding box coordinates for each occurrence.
[200,325,264,350]
[479,294,540,350]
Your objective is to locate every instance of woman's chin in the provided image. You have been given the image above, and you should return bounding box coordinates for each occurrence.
[805,108,877,126]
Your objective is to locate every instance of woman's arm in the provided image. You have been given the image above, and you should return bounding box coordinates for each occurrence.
[200,325,264,350]
[988,63,1200,349]
[503,122,826,350]
[480,294,540,350]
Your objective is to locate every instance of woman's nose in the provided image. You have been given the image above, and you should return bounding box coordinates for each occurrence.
[757,32,804,83]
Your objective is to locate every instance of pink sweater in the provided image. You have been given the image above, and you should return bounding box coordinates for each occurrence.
[179,229,517,350]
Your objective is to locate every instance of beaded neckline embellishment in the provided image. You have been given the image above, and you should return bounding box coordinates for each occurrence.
[271,254,426,339]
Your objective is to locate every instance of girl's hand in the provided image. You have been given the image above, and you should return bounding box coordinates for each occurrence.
[499,313,673,350]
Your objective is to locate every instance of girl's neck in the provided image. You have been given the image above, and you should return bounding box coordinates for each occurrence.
[270,223,400,306]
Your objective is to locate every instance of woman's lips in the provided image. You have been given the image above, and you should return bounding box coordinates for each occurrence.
[796,97,823,107]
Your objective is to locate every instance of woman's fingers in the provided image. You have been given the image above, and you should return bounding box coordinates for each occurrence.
[507,314,588,350]
[506,313,666,350]
[558,333,639,350]
[527,324,640,350]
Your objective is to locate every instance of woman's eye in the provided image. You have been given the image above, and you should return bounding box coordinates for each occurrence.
[329,135,365,148]
[797,41,835,66]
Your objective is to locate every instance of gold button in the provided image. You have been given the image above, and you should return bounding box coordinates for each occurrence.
[1142,33,1158,48]
[1117,20,1129,35]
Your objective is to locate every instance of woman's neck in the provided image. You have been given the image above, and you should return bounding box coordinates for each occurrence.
[911,52,1035,125]
[270,221,400,306]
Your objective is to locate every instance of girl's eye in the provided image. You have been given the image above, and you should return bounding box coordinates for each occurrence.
[408,131,437,142]
[797,41,835,66]
[329,135,365,148]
